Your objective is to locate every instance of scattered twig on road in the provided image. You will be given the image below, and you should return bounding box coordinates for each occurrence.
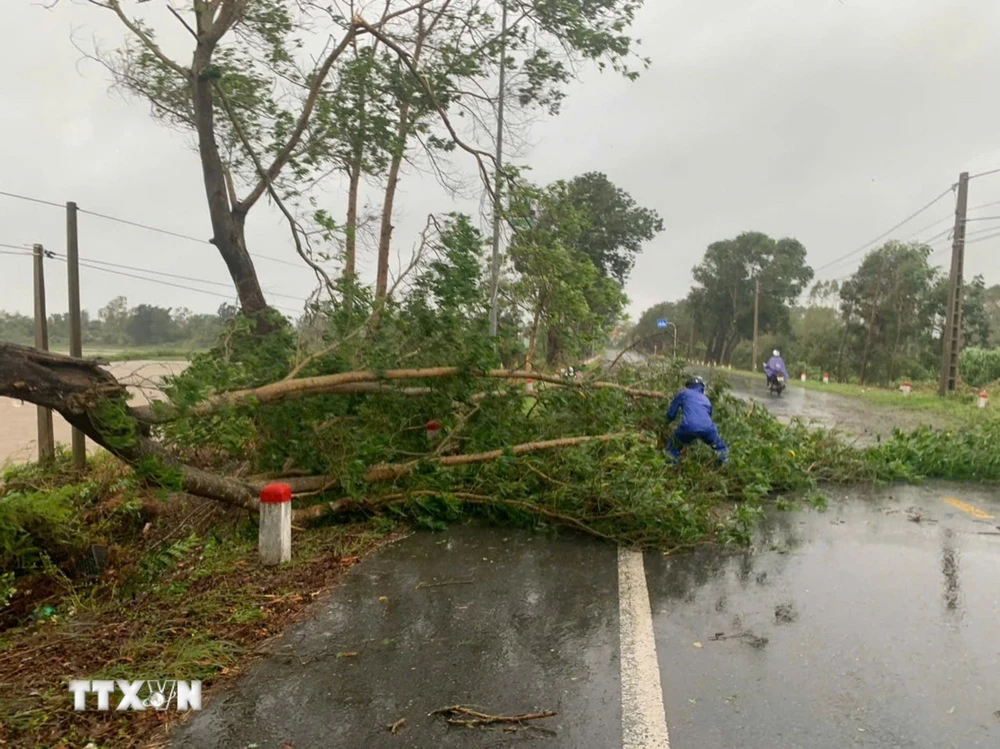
[388,717,406,734]
[430,705,557,727]
[710,631,769,649]
[415,578,475,590]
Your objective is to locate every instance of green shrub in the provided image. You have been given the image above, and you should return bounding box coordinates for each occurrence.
[959,347,1000,388]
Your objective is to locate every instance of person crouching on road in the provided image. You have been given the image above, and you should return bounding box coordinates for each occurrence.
[665,376,728,465]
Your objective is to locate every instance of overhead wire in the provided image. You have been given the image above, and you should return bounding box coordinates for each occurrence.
[969,167,1000,180]
[44,251,307,303]
[813,184,955,275]
[0,187,311,269]
[46,254,302,316]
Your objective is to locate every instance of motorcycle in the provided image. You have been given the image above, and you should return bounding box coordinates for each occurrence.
[768,374,786,397]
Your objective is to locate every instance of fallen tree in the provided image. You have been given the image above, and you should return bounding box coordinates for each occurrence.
[0,342,666,534]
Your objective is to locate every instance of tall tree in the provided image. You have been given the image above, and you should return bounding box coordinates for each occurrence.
[688,232,813,364]
[562,172,664,284]
[839,241,937,384]
[359,0,651,300]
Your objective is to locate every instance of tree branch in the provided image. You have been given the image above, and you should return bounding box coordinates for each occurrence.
[133,367,667,423]
[274,431,640,495]
[239,23,360,213]
[355,18,498,201]
[212,80,337,295]
[86,0,190,79]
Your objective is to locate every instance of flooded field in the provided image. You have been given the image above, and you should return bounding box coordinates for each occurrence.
[0,360,189,465]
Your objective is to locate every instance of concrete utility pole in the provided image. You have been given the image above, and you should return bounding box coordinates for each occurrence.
[939,172,969,395]
[67,201,86,469]
[487,0,509,337]
[752,277,760,372]
[33,244,55,464]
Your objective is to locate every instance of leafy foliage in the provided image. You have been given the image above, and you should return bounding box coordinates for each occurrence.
[959,347,1000,388]
[688,232,814,365]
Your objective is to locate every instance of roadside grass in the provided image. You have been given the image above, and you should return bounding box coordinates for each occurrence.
[0,454,398,748]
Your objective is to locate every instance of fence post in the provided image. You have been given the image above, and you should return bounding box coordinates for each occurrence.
[33,244,55,464]
[67,201,86,469]
[259,483,292,565]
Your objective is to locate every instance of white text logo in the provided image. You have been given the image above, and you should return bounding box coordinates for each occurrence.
[68,680,202,711]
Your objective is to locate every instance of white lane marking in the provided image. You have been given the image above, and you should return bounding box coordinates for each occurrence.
[619,547,670,748]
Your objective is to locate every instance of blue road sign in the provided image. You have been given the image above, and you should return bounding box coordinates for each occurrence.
[656,319,668,329]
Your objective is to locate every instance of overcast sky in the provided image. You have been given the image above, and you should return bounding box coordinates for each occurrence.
[4,0,1000,323]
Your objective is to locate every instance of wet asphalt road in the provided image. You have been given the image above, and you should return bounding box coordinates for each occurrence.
[703,369,950,445]
[172,483,1000,749]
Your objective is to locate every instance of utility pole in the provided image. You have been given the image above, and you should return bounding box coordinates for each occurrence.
[487,0,509,337]
[33,244,55,464]
[939,171,969,395]
[752,277,760,371]
[67,201,86,469]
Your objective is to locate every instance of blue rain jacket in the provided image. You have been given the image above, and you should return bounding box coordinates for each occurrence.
[666,382,716,434]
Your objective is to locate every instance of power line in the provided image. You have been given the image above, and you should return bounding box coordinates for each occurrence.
[814,184,955,275]
[48,255,301,316]
[0,241,33,253]
[76,208,305,269]
[0,248,33,258]
[965,229,1000,246]
[901,213,953,242]
[0,187,309,269]
[45,251,307,303]
[0,189,65,210]
[968,199,1000,212]
[970,167,1000,180]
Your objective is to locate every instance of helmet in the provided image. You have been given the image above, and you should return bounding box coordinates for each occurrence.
[773,350,780,357]
[685,375,705,389]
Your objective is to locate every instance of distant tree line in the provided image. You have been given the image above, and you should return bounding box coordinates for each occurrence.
[0,298,237,350]
[631,235,1000,386]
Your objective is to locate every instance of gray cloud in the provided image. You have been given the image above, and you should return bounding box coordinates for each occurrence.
[3,0,1000,323]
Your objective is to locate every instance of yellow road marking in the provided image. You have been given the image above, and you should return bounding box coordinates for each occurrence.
[943,498,995,520]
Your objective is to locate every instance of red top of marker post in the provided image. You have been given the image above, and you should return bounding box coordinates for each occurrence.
[426,419,441,431]
[260,483,292,504]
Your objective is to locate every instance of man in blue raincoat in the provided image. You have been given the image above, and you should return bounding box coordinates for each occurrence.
[665,376,728,464]
[763,349,789,388]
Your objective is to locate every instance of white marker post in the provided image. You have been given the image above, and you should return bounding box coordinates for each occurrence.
[259,483,292,566]
[902,382,912,397]
[822,372,830,384]
[979,390,988,409]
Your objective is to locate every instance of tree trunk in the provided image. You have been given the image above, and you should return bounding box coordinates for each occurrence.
[0,343,259,510]
[525,303,543,370]
[192,64,271,327]
[888,306,904,383]
[859,291,881,386]
[375,105,409,300]
[345,158,362,279]
[374,14,429,300]
[545,326,562,368]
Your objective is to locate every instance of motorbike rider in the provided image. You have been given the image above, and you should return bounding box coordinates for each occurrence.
[763,349,789,388]
[665,376,728,465]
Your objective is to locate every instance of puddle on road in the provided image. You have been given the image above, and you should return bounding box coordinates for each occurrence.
[646,481,1000,749]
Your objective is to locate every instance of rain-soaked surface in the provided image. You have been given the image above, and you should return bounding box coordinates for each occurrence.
[647,482,1000,748]
[171,527,621,748]
[172,483,1000,748]
[713,370,951,444]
